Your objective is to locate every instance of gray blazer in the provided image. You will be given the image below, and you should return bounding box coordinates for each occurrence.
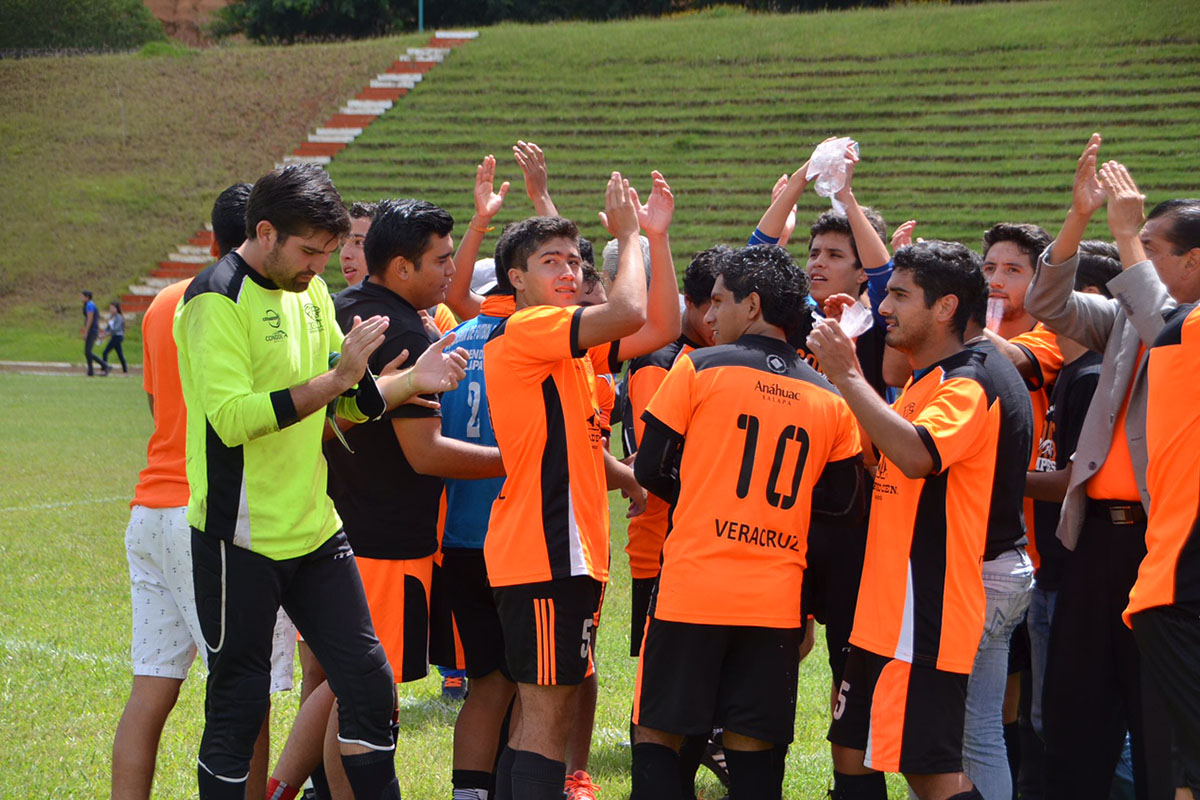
[1023,246,1172,550]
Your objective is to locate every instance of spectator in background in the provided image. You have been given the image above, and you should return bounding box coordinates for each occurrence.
[81,289,106,376]
[100,301,128,374]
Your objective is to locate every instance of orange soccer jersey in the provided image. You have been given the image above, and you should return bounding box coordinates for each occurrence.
[1012,323,1063,566]
[624,339,686,579]
[483,305,610,587]
[851,348,1001,674]
[132,278,192,509]
[644,335,862,628]
[1125,305,1200,623]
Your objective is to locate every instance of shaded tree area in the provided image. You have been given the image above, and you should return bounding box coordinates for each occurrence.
[0,0,165,54]
[214,0,899,44]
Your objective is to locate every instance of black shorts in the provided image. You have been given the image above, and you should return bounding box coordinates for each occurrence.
[827,646,968,774]
[493,575,602,686]
[434,548,508,680]
[630,576,657,657]
[1132,605,1200,788]
[802,515,868,685]
[428,560,464,672]
[632,615,803,745]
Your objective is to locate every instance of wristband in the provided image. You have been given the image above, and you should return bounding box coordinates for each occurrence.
[469,222,494,234]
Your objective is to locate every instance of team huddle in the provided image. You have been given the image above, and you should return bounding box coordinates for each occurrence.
[109,133,1200,800]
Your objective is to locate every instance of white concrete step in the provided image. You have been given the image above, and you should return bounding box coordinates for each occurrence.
[281,155,332,166]
[309,133,357,144]
[436,30,479,39]
[177,244,210,256]
[316,127,363,137]
[168,252,212,264]
[344,100,392,112]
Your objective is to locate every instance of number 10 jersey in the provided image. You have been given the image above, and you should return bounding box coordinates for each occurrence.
[642,334,861,628]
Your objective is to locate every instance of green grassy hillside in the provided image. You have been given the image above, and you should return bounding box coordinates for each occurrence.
[329,0,1200,285]
[0,33,427,362]
[2,0,1198,365]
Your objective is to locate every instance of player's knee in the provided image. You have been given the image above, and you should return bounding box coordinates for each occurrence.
[335,645,396,748]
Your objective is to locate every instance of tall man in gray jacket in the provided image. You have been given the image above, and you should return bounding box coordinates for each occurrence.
[1025,133,1200,800]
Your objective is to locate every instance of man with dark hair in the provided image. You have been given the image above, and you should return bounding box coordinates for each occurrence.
[630,244,863,800]
[1025,134,1197,798]
[340,201,376,287]
[174,164,467,800]
[318,196,504,795]
[809,240,1000,800]
[211,182,253,259]
[111,183,296,800]
[483,174,649,800]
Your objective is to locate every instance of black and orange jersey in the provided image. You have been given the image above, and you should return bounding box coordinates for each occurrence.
[968,337,1033,561]
[851,348,1000,674]
[790,314,890,399]
[639,334,861,628]
[624,337,688,579]
[1126,303,1200,623]
[483,304,609,587]
[588,340,622,434]
[1011,323,1063,566]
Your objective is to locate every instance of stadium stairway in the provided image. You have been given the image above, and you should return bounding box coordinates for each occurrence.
[117,30,479,319]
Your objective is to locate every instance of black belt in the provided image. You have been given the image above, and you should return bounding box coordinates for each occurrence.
[1087,499,1147,526]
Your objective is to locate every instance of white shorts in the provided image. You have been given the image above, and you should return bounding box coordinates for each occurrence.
[126,505,296,691]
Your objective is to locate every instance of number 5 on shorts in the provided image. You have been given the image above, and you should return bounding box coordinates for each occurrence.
[581,618,594,658]
[833,680,850,720]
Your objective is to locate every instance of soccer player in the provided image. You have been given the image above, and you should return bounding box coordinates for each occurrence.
[438,254,519,800]
[173,164,466,799]
[1024,136,1184,798]
[1125,295,1200,791]
[809,240,1000,800]
[483,173,649,800]
[751,143,905,714]
[111,183,297,800]
[340,201,374,288]
[630,244,863,800]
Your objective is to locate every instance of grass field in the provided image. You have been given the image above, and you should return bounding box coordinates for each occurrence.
[0,372,914,798]
[3,0,1198,366]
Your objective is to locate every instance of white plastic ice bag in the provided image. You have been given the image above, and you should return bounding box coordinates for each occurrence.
[806,137,858,214]
[838,301,874,338]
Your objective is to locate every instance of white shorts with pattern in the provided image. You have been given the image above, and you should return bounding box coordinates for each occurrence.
[125,504,296,691]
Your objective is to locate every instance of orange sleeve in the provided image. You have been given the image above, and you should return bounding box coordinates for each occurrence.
[912,377,991,474]
[628,364,670,445]
[434,303,457,335]
[1011,323,1063,390]
[642,354,697,438]
[503,305,586,383]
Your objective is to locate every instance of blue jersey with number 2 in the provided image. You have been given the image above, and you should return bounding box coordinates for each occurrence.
[440,312,506,550]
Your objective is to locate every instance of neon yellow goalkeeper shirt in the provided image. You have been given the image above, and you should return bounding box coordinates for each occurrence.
[174,253,377,560]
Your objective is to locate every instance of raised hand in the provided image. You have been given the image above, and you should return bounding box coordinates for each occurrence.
[891,219,918,251]
[1071,133,1106,217]
[513,140,553,210]
[1098,160,1146,242]
[805,317,861,384]
[336,315,389,389]
[378,348,439,409]
[605,172,639,238]
[409,332,469,395]
[772,173,798,245]
[474,154,509,221]
[833,141,860,204]
[635,170,674,236]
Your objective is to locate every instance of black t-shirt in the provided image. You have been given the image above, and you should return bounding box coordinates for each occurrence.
[324,280,442,560]
[789,312,890,400]
[969,337,1034,560]
[1032,351,1102,589]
